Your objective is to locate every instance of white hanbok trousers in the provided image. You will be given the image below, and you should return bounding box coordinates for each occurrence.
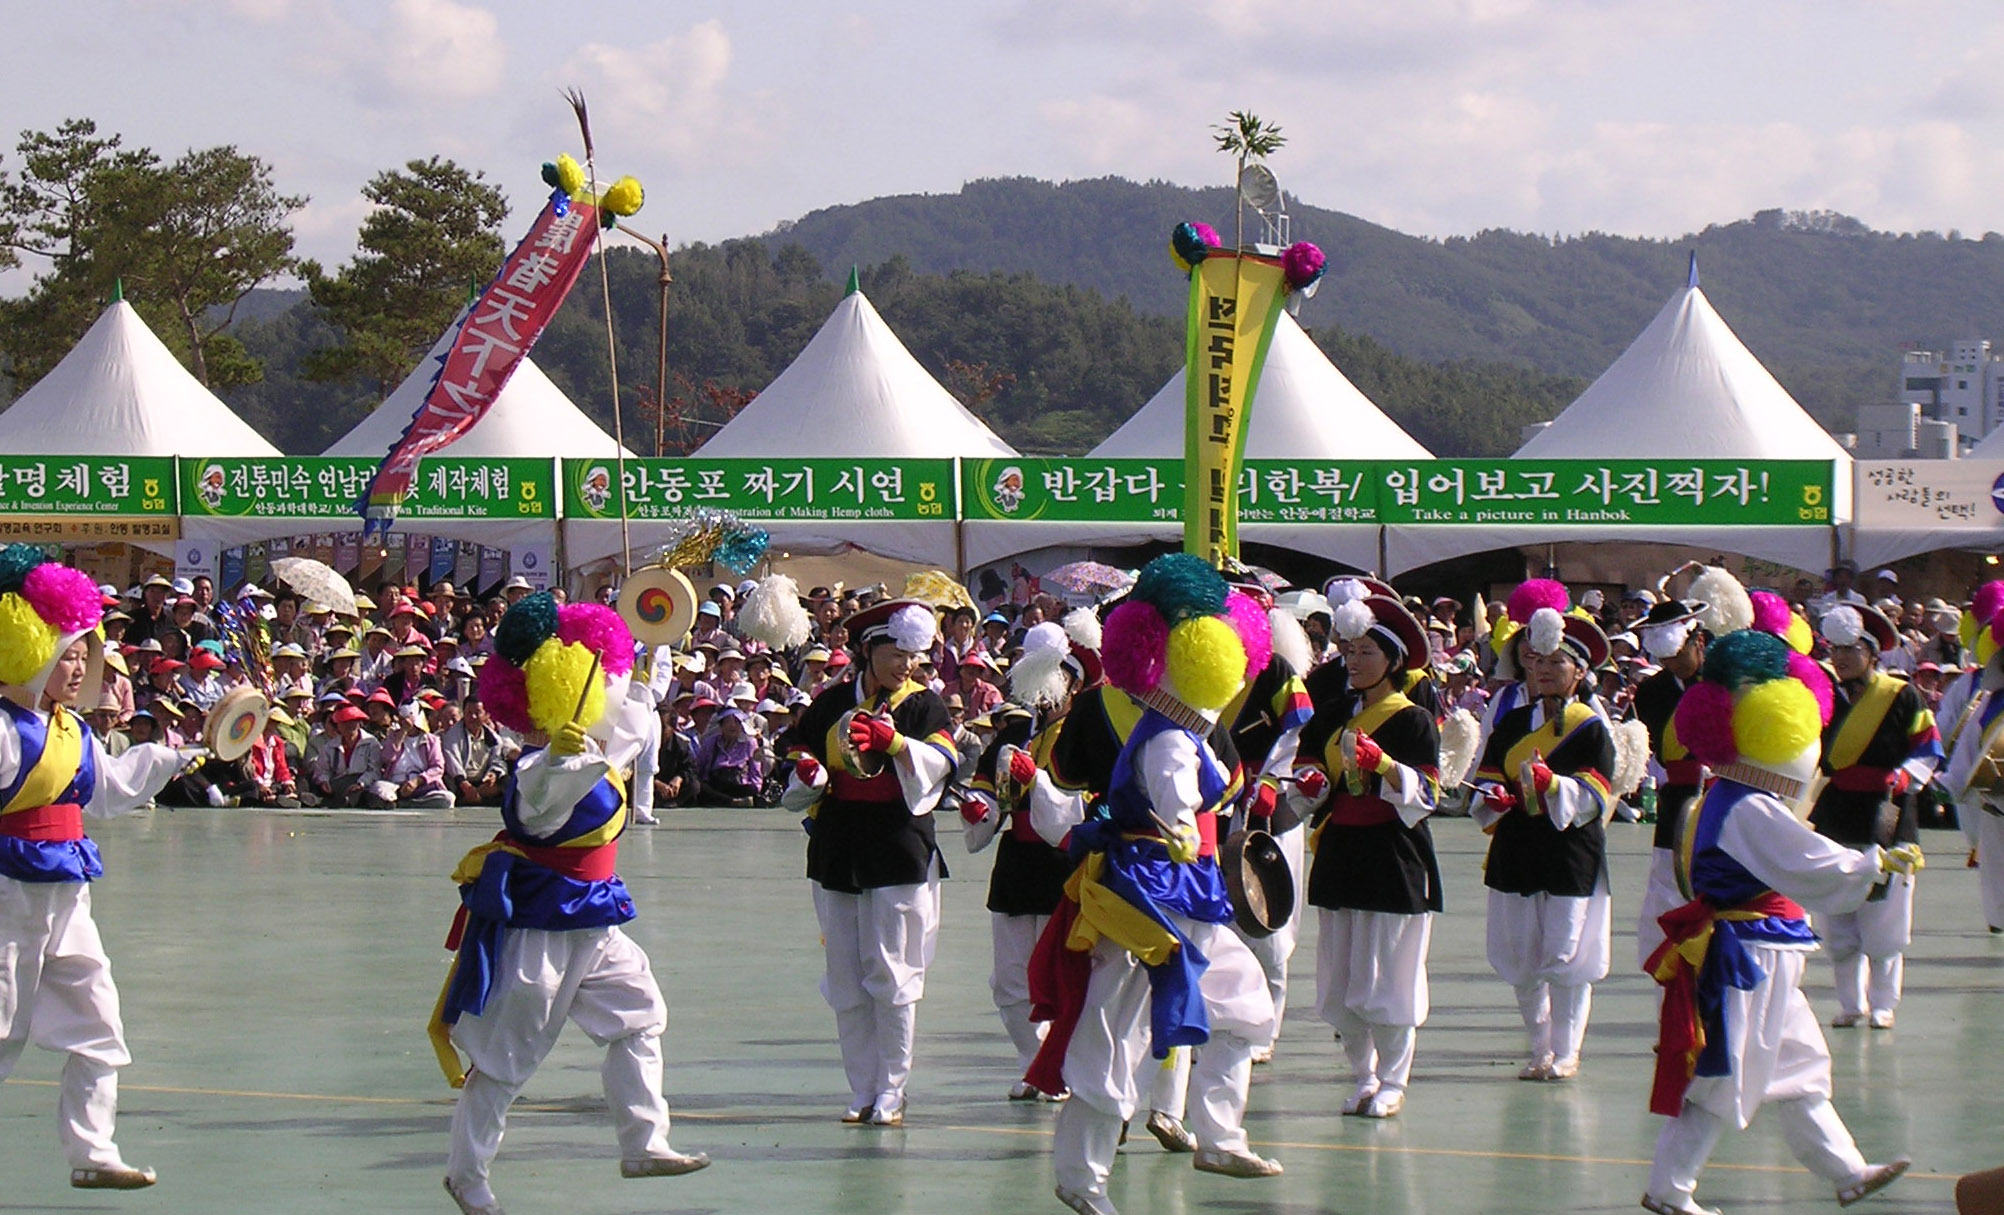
[991,911,1049,1075]
[0,878,131,1168]
[814,870,941,1113]
[1316,907,1431,1093]
[1052,915,1276,1201]
[1647,945,1868,1205]
[445,925,674,1200]
[1816,873,1913,1018]
[1487,886,1611,1066]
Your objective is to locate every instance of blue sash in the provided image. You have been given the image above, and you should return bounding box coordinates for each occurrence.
[0,700,103,884]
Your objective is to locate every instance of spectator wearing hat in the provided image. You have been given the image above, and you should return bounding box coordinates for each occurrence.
[1808,562,1868,623]
[244,711,301,808]
[266,594,315,653]
[936,606,980,685]
[270,644,313,702]
[178,650,228,713]
[690,600,729,652]
[500,575,533,605]
[318,647,364,700]
[87,690,131,757]
[694,708,765,807]
[130,574,173,641]
[98,649,135,724]
[956,650,1004,719]
[979,611,1012,661]
[1916,598,1963,669]
[310,705,380,807]
[384,644,437,706]
[369,704,452,810]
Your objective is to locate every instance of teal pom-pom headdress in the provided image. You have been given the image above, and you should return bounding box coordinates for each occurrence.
[494,590,560,667]
[0,544,45,595]
[1128,553,1227,624]
[1701,628,1791,692]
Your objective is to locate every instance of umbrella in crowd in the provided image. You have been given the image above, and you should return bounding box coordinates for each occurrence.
[1042,561,1136,596]
[903,569,975,610]
[269,556,358,617]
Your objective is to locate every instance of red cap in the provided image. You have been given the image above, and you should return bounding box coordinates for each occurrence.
[189,651,225,672]
[152,659,187,673]
[691,697,721,710]
[366,688,397,708]
[332,705,368,725]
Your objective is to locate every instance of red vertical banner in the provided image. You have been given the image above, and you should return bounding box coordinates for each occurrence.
[361,194,600,533]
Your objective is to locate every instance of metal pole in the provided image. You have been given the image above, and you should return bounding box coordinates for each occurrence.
[613,223,672,458]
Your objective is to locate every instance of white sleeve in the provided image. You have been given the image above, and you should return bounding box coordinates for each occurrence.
[87,738,185,818]
[597,680,660,776]
[1378,759,1436,829]
[1542,771,1606,830]
[1027,770,1085,846]
[961,789,1001,852]
[1715,792,1886,918]
[1140,729,1204,832]
[511,746,612,836]
[890,727,955,818]
[1259,720,1304,783]
[1470,784,1512,831]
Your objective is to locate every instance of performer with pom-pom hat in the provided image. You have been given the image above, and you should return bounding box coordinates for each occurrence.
[0,547,196,1191]
[1288,593,1441,1119]
[1641,628,1911,1215]
[1937,579,2004,931]
[1029,554,1281,1215]
[432,593,708,1215]
[1631,595,1715,970]
[1806,603,1940,1030]
[960,616,1100,1100]
[778,598,959,1128]
[1471,604,1615,1082]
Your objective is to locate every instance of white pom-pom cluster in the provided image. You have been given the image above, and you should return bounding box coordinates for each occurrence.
[887,604,938,653]
[738,574,813,650]
[1061,606,1102,653]
[1332,598,1375,642]
[1269,608,1313,676]
[1009,621,1071,708]
[1325,578,1369,607]
[1527,607,1565,656]
[1689,565,1753,636]
[1820,605,1864,647]
[1640,619,1693,661]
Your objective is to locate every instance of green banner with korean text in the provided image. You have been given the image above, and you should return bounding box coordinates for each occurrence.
[180,457,552,520]
[561,458,955,522]
[961,458,1832,527]
[1369,459,1833,526]
[0,456,177,516]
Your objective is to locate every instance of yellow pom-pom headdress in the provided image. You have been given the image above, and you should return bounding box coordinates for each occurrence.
[0,545,106,703]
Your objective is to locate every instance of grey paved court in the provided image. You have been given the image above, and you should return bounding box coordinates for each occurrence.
[2,807,1992,1213]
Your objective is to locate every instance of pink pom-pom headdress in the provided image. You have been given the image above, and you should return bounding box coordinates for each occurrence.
[1506,579,1569,625]
[555,603,635,677]
[1223,591,1272,681]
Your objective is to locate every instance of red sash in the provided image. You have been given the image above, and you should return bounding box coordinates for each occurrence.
[0,803,84,842]
[1645,891,1805,1116]
[1327,791,1398,828]
[1829,766,1897,793]
[513,838,619,882]
[827,769,904,804]
[1662,760,1706,787]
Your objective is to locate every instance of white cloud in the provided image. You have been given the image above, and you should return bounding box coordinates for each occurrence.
[556,21,771,164]
[363,0,507,102]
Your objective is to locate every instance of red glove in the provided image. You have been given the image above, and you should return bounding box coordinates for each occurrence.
[1351,733,1387,776]
[1246,780,1278,821]
[793,754,822,785]
[1889,769,1911,797]
[1294,768,1328,801]
[848,714,902,756]
[961,796,991,825]
[1525,752,1555,796]
[1481,783,1520,814]
[1008,748,1038,786]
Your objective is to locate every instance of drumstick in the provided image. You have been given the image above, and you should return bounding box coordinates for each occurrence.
[571,652,603,725]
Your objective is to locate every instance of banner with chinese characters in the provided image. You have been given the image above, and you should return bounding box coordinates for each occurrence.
[359,192,600,534]
[1183,251,1290,564]
[561,458,955,522]
[1371,460,1833,526]
[182,457,552,520]
[1853,460,2004,532]
[0,456,177,516]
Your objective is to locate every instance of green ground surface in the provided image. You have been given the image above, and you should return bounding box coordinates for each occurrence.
[1,808,1989,1214]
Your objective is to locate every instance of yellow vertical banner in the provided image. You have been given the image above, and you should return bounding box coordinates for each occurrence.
[1184,250,1290,566]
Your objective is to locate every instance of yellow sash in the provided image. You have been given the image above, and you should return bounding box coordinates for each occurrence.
[1827,671,1903,772]
[4,708,85,815]
[1063,852,1182,966]
[1504,701,1600,776]
[1320,691,1413,776]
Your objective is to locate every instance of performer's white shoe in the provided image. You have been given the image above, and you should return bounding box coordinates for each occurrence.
[1830,1012,1863,1028]
[1639,1193,1721,1215]
[1340,1081,1379,1115]
[443,1176,504,1215]
[1360,1088,1405,1119]
[1055,1184,1120,1215]
[1192,1148,1283,1178]
[841,1101,873,1124]
[868,1100,906,1128]
[1518,1055,1554,1081]
[1837,1158,1910,1207]
[1144,1109,1196,1152]
[1249,1044,1274,1065]
[1545,1056,1580,1081]
[1867,1010,1895,1030]
[71,1164,156,1191]
[620,1151,711,1177]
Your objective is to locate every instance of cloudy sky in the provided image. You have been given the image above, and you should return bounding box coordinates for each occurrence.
[6,0,2003,277]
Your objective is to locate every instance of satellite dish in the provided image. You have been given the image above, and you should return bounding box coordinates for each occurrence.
[1239,164,1281,211]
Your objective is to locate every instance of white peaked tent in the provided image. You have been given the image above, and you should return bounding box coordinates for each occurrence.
[324,313,632,460]
[567,287,1016,570]
[966,311,1421,570]
[696,288,1015,458]
[1387,266,1851,575]
[1093,311,1432,460]
[0,300,280,456]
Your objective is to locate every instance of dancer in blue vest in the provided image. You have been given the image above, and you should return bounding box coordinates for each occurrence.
[432,594,707,1215]
[1642,627,1911,1215]
[0,547,189,1190]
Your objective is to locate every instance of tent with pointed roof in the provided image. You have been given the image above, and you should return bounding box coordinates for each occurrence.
[1385,262,1850,576]
[962,311,1412,571]
[0,299,280,456]
[566,285,1016,571]
[324,310,632,459]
